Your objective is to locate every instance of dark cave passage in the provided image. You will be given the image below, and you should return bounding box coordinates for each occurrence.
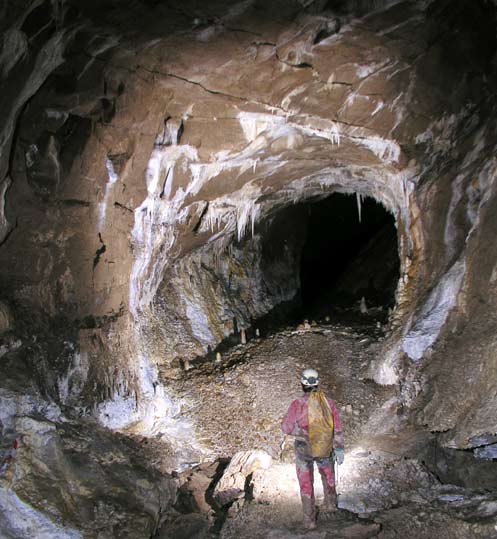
[255,192,400,329]
[298,193,400,318]
[169,191,402,361]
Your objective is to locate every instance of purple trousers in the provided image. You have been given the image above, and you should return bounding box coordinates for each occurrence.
[295,439,335,499]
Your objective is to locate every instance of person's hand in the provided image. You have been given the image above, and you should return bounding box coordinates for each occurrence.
[294,426,306,438]
[334,448,344,465]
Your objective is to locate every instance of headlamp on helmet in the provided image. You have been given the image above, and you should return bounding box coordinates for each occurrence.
[301,368,319,387]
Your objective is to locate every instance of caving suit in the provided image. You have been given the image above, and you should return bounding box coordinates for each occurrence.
[282,392,344,511]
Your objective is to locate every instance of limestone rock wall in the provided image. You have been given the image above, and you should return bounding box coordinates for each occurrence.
[0,344,177,538]
[147,205,307,373]
[0,3,497,532]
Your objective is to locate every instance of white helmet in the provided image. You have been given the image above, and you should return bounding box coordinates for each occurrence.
[301,368,319,388]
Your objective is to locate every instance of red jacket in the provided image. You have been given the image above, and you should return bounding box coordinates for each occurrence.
[282,392,344,449]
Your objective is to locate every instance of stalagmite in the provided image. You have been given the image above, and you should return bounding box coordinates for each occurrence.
[240,329,247,345]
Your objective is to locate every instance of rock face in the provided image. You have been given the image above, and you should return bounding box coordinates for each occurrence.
[213,450,272,506]
[0,301,13,334]
[1,0,497,536]
[0,380,177,538]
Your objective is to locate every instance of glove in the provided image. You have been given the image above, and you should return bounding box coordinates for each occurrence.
[334,448,344,465]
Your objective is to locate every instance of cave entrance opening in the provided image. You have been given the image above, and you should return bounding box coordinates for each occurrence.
[258,192,400,330]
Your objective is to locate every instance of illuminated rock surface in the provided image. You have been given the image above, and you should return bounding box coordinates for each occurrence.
[1,0,497,537]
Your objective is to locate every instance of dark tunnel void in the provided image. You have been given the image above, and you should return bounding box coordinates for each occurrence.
[299,194,400,318]
[256,193,400,327]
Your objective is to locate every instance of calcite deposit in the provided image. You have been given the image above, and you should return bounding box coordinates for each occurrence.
[1,0,497,537]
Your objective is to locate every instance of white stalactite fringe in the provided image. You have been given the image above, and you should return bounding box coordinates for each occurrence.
[237,110,404,165]
[237,111,342,148]
[237,198,260,241]
[129,143,198,316]
[98,142,209,461]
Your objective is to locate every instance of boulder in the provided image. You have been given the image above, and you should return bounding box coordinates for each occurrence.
[214,450,273,507]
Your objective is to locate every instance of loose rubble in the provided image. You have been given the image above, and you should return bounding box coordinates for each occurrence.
[162,319,497,539]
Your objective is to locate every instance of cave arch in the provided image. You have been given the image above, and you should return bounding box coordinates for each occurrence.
[146,177,414,379]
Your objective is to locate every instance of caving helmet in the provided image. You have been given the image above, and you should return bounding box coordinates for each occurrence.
[301,368,319,388]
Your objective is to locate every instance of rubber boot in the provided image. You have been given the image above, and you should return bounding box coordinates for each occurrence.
[301,494,317,530]
[322,489,338,513]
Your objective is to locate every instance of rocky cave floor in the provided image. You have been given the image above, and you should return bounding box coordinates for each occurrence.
[173,309,393,460]
[149,311,497,539]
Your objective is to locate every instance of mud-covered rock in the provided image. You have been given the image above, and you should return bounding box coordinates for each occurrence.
[176,460,221,515]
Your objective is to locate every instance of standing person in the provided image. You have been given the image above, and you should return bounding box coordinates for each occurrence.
[281,368,344,530]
